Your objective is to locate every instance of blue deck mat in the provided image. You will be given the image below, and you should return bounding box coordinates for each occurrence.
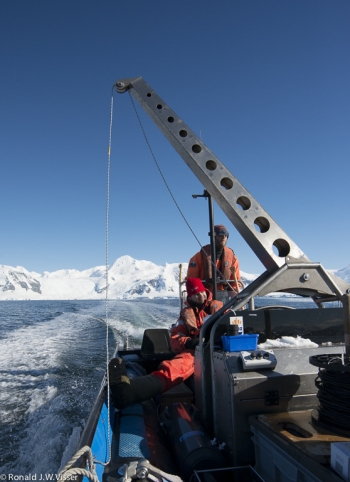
[118,403,151,458]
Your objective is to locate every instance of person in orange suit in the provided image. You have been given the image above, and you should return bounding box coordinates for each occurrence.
[187,224,241,295]
[109,278,223,410]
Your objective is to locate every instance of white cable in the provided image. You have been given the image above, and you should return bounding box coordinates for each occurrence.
[96,88,114,468]
[86,89,115,470]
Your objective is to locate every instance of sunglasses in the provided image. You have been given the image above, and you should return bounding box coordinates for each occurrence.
[215,230,229,237]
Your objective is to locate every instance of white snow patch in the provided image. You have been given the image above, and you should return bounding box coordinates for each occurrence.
[259,335,318,349]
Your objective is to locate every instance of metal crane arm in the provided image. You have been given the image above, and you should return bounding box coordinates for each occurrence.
[115,77,349,300]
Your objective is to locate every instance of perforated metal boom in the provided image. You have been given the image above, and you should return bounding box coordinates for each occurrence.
[115,77,350,301]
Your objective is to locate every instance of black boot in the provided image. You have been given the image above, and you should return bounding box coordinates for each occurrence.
[108,357,163,410]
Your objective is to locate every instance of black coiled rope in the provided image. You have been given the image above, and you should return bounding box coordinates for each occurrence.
[315,368,350,431]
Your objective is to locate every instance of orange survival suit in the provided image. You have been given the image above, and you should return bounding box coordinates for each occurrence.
[152,289,223,392]
[187,245,241,292]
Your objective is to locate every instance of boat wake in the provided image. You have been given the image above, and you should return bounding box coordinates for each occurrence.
[0,299,178,475]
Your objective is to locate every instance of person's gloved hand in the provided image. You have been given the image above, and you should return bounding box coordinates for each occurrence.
[185,337,199,350]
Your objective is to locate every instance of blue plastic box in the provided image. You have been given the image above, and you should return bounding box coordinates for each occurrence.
[221,334,258,352]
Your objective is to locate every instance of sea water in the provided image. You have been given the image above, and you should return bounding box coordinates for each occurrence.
[0,299,179,476]
[0,297,321,475]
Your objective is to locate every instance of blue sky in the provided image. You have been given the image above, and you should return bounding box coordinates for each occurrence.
[1,0,349,275]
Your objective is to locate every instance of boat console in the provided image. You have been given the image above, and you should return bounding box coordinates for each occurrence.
[239,349,277,371]
[191,305,349,481]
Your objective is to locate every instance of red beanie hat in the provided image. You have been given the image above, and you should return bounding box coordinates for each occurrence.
[186,278,206,297]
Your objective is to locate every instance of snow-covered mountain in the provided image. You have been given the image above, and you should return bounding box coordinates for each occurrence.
[0,255,257,300]
[0,256,348,300]
[330,265,350,284]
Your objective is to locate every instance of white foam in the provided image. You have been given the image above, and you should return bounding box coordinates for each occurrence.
[58,426,82,472]
[26,386,57,414]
